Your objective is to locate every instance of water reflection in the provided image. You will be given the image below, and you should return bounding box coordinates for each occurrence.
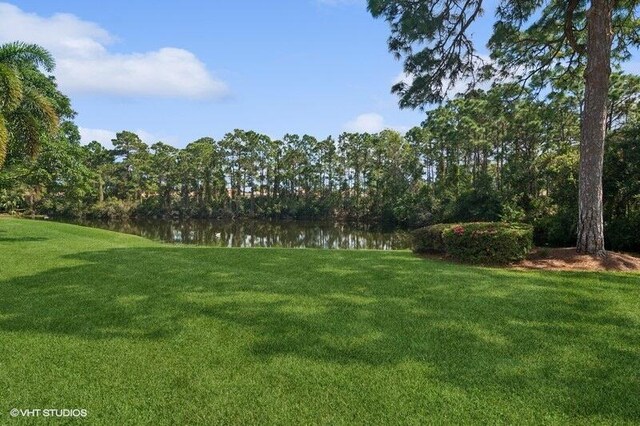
[62,219,411,250]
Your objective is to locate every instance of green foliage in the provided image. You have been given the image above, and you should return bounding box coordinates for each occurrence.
[412,223,452,253]
[0,42,71,168]
[499,200,527,223]
[87,198,136,220]
[0,187,24,214]
[392,182,434,227]
[442,222,533,264]
[0,49,637,254]
[367,0,484,106]
[602,123,640,252]
[2,82,636,252]
[0,82,617,247]
[605,213,640,252]
[369,0,640,254]
[442,188,503,223]
[0,41,55,71]
[533,214,577,248]
[369,1,640,107]
[414,222,534,262]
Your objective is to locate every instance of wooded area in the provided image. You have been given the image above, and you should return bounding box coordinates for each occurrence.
[1,77,639,250]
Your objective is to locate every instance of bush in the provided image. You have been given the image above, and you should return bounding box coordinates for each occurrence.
[442,222,533,264]
[412,223,453,253]
[442,189,503,223]
[533,212,577,247]
[606,213,640,252]
[133,197,166,218]
[87,199,135,220]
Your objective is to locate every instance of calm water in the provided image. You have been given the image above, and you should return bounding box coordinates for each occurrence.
[62,219,412,250]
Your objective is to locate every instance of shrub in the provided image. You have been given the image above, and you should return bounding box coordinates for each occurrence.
[533,212,577,247]
[133,197,166,218]
[442,189,503,223]
[605,213,640,252]
[412,223,453,253]
[442,222,533,264]
[87,199,134,220]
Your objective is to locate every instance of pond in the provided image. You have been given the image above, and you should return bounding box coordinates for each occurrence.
[60,218,412,250]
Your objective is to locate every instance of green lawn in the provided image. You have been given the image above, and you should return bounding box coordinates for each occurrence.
[1,218,639,425]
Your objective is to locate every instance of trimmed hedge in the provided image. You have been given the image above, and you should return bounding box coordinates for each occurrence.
[414,222,533,264]
[412,223,451,253]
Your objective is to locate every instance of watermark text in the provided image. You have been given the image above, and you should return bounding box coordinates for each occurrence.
[9,408,87,418]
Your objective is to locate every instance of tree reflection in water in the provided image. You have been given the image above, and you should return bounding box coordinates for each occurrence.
[62,219,412,250]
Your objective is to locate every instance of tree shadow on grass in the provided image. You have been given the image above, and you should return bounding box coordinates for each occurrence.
[0,246,639,421]
[0,236,48,242]
[0,227,48,242]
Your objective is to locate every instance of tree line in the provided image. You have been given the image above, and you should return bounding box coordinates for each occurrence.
[1,76,639,250]
[1,38,638,252]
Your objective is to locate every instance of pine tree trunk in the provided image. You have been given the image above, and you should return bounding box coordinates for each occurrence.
[577,0,612,256]
[98,177,104,203]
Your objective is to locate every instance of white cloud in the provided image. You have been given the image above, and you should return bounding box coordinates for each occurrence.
[343,113,410,134]
[57,48,227,98]
[393,69,472,100]
[443,56,493,99]
[344,113,385,133]
[392,71,415,87]
[0,3,228,99]
[79,127,115,146]
[79,127,166,147]
[444,78,474,99]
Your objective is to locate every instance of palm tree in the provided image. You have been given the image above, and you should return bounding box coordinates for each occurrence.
[0,42,60,168]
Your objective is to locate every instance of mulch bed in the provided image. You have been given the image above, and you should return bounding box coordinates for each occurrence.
[417,247,640,272]
[515,247,640,272]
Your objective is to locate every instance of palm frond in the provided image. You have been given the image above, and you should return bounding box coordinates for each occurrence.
[7,110,42,159]
[5,87,59,161]
[0,41,55,72]
[19,86,59,132]
[0,115,8,168]
[19,67,75,119]
[0,63,23,112]
[0,41,61,164]
[22,114,41,158]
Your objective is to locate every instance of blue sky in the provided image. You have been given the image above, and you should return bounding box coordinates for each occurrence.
[2,0,442,147]
[3,1,635,148]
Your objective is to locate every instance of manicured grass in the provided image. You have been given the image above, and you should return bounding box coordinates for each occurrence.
[1,218,639,425]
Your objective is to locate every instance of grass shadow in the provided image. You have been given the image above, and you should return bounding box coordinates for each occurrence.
[0,236,48,242]
[0,246,638,421]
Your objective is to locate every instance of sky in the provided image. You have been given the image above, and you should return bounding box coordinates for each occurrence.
[1,0,440,147]
[1,1,636,148]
